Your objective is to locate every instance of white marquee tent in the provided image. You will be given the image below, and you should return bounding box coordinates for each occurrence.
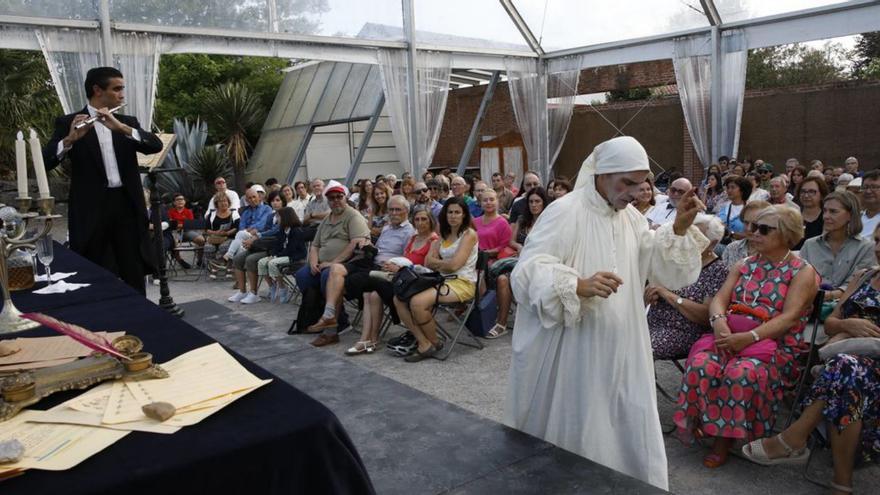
[2,0,879,183]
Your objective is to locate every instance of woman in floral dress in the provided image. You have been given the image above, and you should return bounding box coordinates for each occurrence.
[673,205,820,468]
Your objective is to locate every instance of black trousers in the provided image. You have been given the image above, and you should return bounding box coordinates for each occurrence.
[78,188,146,295]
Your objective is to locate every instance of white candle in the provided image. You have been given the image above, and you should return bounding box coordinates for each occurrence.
[28,128,50,199]
[15,131,28,198]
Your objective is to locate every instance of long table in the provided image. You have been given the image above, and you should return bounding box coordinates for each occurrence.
[2,245,375,494]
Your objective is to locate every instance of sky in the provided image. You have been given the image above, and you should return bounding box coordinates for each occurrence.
[311,0,856,51]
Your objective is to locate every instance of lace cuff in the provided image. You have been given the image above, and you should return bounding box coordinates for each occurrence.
[655,223,710,265]
[553,267,582,328]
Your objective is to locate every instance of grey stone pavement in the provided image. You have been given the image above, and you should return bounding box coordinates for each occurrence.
[145,267,879,495]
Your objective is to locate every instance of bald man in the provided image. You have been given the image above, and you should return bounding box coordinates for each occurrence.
[645,178,693,228]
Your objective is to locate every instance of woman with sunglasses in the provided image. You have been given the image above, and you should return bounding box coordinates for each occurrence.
[801,191,876,302]
[674,205,819,468]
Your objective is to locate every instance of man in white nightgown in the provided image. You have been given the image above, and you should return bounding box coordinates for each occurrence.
[505,137,709,490]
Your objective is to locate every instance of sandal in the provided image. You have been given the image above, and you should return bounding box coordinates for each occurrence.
[702,452,729,468]
[830,481,853,493]
[741,434,810,466]
[485,323,509,339]
[345,341,377,356]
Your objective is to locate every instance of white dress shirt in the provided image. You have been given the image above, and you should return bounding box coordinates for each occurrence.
[645,200,677,226]
[56,105,141,188]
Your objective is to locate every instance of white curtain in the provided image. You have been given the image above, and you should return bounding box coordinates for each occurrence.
[504,58,579,183]
[36,28,103,114]
[673,30,747,168]
[503,147,524,181]
[673,35,712,168]
[113,32,162,129]
[719,31,747,161]
[378,49,451,178]
[480,147,500,181]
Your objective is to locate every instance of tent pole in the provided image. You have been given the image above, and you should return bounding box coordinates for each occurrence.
[402,0,420,178]
[457,71,500,176]
[346,95,385,187]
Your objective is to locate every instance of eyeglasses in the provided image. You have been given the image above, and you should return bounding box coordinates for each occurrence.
[749,223,778,235]
[327,194,345,201]
[388,207,406,212]
[415,188,429,194]
[800,189,819,196]
[668,187,687,195]
[861,185,880,192]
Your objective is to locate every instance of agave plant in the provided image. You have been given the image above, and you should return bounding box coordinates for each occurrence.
[202,82,267,192]
[152,118,207,204]
[173,117,208,169]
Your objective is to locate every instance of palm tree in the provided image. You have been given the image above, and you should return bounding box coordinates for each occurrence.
[0,50,62,178]
[202,82,266,192]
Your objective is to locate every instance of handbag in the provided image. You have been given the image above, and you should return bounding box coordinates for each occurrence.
[249,235,276,252]
[465,289,498,338]
[719,204,734,245]
[391,266,447,303]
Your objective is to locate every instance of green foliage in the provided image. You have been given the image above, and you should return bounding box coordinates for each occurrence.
[0,50,63,178]
[606,87,653,102]
[153,54,288,136]
[202,82,267,192]
[746,42,847,90]
[188,146,232,201]
[853,31,880,78]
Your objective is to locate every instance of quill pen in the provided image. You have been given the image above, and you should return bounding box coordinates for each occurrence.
[20,313,131,361]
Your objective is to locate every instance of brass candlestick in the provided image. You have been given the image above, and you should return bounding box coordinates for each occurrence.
[0,200,61,334]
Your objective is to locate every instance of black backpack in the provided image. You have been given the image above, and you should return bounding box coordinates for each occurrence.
[287,286,324,335]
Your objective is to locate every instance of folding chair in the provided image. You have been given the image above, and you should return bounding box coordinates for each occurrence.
[784,289,826,429]
[168,218,208,281]
[433,251,488,361]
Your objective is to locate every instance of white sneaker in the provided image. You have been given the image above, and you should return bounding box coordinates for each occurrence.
[240,292,261,304]
[228,291,247,303]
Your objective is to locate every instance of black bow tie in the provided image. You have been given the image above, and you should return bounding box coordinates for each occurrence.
[666,203,675,210]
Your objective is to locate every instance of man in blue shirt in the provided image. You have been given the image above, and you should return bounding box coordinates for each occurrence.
[220,187,272,264]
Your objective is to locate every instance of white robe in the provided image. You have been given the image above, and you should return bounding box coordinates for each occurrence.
[504,177,709,490]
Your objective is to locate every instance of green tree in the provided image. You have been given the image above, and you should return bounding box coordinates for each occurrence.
[746,42,846,89]
[202,83,267,192]
[0,50,62,178]
[153,54,288,136]
[853,31,880,78]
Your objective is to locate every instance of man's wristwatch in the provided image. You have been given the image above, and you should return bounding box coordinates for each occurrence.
[676,297,684,305]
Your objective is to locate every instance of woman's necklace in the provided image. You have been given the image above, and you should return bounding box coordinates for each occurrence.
[743,251,791,305]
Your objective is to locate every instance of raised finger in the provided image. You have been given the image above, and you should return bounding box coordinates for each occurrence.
[598,271,624,286]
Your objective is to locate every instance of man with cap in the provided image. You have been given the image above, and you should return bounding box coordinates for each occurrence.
[757,163,774,190]
[294,180,370,347]
[505,136,708,490]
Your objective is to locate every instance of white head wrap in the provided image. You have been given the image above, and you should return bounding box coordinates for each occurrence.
[574,136,650,190]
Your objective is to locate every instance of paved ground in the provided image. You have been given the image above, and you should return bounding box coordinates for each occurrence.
[146,265,879,495]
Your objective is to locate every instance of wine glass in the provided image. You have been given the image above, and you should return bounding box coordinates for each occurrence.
[36,235,54,286]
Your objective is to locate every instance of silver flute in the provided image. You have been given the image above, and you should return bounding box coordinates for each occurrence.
[74,104,126,129]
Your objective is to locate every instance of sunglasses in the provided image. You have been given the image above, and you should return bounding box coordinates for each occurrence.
[415,188,429,194]
[749,223,778,235]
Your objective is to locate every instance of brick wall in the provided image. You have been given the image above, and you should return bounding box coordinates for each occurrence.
[433,75,880,186]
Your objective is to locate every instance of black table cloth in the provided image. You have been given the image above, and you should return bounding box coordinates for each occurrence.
[2,245,375,495]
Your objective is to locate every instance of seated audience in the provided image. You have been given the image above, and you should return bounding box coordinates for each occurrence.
[491,172,514,215]
[486,187,549,339]
[787,165,806,199]
[401,176,417,204]
[346,207,438,356]
[673,205,819,468]
[836,173,855,192]
[412,181,442,219]
[769,176,798,209]
[294,183,370,347]
[860,170,880,238]
[746,172,770,202]
[450,176,479,218]
[794,176,828,250]
[647,178,692,228]
[646,214,728,360]
[290,180,312,221]
[205,192,240,279]
[717,176,753,244]
[801,191,875,301]
[552,178,572,198]
[831,167,845,187]
[845,156,861,177]
[309,195,414,340]
[742,354,878,495]
[508,172,542,224]
[218,186,272,265]
[634,176,656,215]
[168,193,204,269]
[474,189,512,263]
[469,180,487,217]
[394,197,478,362]
[226,191,287,304]
[504,170,519,196]
[810,159,824,172]
[350,178,370,206]
[258,207,312,304]
[303,179,329,226]
[721,200,772,268]
[700,172,725,214]
[368,182,392,242]
[280,183,295,205]
[204,176,240,217]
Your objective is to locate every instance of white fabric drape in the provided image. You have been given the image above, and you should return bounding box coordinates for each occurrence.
[378,49,451,178]
[503,146,524,180]
[113,32,162,129]
[36,28,103,114]
[719,32,747,161]
[504,58,579,183]
[673,30,747,168]
[480,147,500,181]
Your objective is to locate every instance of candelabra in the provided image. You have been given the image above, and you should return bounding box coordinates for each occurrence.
[0,197,60,334]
